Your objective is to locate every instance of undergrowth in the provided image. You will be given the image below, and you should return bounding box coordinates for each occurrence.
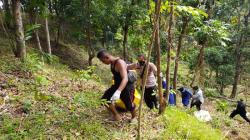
[160,107,225,140]
[0,47,229,140]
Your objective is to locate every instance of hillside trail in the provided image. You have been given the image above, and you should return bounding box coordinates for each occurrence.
[201,98,250,140]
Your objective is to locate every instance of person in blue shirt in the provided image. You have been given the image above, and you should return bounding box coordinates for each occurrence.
[162,79,176,106]
[178,87,193,107]
[168,86,176,106]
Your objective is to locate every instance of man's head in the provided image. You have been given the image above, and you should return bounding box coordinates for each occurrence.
[97,49,112,65]
[137,54,146,66]
[178,87,184,92]
[192,86,199,91]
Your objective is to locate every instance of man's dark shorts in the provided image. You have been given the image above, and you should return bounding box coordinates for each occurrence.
[102,84,135,112]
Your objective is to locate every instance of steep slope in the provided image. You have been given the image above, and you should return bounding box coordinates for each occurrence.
[0,36,226,140]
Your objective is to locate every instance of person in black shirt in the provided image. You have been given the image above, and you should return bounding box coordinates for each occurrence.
[230,99,250,124]
[97,49,136,122]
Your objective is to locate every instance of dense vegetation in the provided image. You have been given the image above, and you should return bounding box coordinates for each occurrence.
[0,0,249,139]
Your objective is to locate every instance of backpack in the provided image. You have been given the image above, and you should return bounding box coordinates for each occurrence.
[128,70,137,83]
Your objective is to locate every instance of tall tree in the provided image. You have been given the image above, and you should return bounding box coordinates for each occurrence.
[12,0,26,59]
[85,0,94,66]
[156,16,165,114]
[154,0,165,114]
[137,0,161,139]
[122,0,135,61]
[45,16,51,54]
[42,1,51,55]
[3,0,12,28]
[25,0,42,52]
[173,16,189,90]
[165,0,174,103]
[231,10,250,98]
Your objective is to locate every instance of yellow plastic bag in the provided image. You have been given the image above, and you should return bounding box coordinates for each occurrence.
[115,89,141,110]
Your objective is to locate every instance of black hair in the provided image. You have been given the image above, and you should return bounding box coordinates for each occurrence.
[178,87,184,92]
[97,49,108,59]
[192,86,199,90]
[137,54,146,59]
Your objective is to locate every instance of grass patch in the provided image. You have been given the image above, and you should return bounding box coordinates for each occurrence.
[161,107,225,140]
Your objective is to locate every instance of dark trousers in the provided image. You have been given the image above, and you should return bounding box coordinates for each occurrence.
[144,86,158,109]
[102,84,135,112]
[191,100,202,111]
[230,110,250,123]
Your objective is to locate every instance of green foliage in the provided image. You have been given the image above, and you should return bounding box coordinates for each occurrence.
[22,99,33,114]
[161,107,224,140]
[211,114,233,129]
[0,55,19,73]
[73,92,103,108]
[74,66,101,82]
[216,100,230,113]
[24,24,41,41]
[43,53,60,65]
[195,20,231,46]
[34,75,49,86]
[204,88,219,97]
[205,47,234,92]
[21,53,43,73]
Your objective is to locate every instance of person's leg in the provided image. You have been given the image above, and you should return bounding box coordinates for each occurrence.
[190,100,195,109]
[174,94,176,105]
[239,112,250,123]
[196,101,202,111]
[150,86,158,109]
[120,85,136,119]
[144,87,154,109]
[108,103,121,121]
[102,86,121,121]
[229,110,238,118]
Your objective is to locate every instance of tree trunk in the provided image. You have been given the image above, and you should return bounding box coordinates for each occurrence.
[231,27,243,98]
[230,10,250,98]
[3,0,12,28]
[45,17,51,54]
[190,0,214,89]
[0,3,15,52]
[102,29,106,48]
[220,83,224,95]
[87,25,94,66]
[156,17,165,114]
[29,12,42,52]
[165,0,174,104]
[137,0,161,139]
[190,44,205,88]
[12,0,26,59]
[173,17,188,90]
[152,1,160,64]
[55,19,61,47]
[86,0,94,66]
[122,0,135,61]
[34,30,42,52]
[122,24,128,61]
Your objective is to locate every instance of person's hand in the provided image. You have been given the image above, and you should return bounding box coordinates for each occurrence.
[111,90,121,102]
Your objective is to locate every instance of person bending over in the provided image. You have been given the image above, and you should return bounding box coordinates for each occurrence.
[190,86,204,111]
[97,49,136,121]
[178,87,193,107]
[230,99,250,124]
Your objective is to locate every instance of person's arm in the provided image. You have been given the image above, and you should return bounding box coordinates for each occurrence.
[116,60,128,92]
[150,63,157,75]
[192,91,199,99]
[127,63,138,70]
[111,60,129,102]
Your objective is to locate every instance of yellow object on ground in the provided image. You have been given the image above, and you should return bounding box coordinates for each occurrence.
[115,89,141,110]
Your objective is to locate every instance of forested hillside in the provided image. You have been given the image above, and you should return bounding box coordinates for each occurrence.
[0,0,249,140]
